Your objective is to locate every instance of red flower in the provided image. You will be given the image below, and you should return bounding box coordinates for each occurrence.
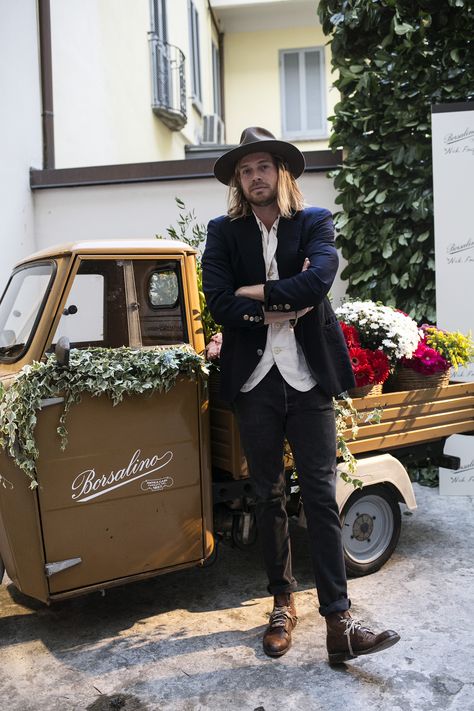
[349,347,368,368]
[367,349,390,384]
[341,322,361,349]
[353,363,375,387]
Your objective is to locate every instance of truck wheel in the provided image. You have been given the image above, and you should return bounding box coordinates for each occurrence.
[341,484,401,577]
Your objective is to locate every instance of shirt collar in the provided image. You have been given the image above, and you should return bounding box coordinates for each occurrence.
[253,211,280,235]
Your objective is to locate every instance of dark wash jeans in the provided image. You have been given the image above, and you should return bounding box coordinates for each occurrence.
[233,365,350,617]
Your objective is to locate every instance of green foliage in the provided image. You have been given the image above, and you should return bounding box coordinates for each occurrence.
[318,0,474,323]
[0,346,208,488]
[334,394,383,487]
[157,198,219,343]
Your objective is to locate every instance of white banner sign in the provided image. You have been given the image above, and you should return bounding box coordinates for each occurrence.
[432,103,474,381]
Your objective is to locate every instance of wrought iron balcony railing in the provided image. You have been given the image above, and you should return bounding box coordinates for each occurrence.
[148,34,187,131]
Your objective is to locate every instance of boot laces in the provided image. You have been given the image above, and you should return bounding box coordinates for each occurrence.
[341,617,371,656]
[269,606,294,628]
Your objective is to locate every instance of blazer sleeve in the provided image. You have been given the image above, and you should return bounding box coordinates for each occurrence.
[201,218,266,329]
[264,208,338,312]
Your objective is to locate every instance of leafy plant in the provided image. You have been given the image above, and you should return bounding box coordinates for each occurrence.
[335,394,382,487]
[318,0,474,323]
[157,198,219,343]
[0,346,208,488]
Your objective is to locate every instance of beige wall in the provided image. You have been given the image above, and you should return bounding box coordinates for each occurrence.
[50,0,219,168]
[0,0,42,290]
[223,24,336,149]
[31,173,347,307]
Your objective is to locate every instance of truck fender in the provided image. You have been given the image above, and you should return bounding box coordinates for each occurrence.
[336,453,417,512]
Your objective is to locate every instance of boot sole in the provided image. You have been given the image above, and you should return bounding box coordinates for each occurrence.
[328,633,400,665]
[263,639,292,658]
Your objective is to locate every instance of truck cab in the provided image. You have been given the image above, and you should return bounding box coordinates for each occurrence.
[0,241,214,603]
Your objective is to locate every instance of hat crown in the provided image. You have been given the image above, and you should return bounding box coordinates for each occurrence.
[239,126,277,146]
[213,125,305,185]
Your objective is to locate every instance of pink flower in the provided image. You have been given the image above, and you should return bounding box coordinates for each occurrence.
[401,342,449,375]
[205,332,222,361]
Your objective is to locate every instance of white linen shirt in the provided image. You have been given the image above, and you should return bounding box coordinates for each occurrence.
[240,214,317,393]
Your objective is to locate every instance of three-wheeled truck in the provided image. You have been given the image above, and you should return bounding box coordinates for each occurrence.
[0,240,473,604]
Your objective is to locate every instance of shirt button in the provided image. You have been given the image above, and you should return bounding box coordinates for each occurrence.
[257,349,263,356]
[274,323,281,329]
[273,347,282,354]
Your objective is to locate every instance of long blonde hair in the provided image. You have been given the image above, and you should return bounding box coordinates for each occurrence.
[227,156,305,220]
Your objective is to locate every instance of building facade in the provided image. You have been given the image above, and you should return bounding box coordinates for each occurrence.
[0,0,345,302]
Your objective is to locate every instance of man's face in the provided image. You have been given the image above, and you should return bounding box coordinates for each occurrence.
[237,152,278,208]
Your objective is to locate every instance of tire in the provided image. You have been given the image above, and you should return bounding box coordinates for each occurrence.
[341,484,401,577]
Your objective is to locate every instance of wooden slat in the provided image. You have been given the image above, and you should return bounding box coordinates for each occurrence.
[344,407,474,440]
[342,381,474,411]
[354,397,474,425]
[346,419,474,455]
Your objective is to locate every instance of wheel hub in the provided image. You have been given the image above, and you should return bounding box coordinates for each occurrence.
[352,513,374,541]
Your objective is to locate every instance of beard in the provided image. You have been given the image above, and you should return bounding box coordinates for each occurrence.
[244,185,278,208]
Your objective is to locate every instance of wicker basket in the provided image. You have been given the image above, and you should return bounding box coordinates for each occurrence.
[348,382,383,398]
[391,367,450,391]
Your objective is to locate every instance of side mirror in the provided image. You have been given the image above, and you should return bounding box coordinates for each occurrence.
[55,336,70,368]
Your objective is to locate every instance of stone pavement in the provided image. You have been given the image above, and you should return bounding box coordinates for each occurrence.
[0,483,473,711]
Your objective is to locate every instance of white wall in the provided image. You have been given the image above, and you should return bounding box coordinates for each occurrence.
[0,0,42,290]
[32,172,347,305]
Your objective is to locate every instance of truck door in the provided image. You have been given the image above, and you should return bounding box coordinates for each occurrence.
[37,256,207,595]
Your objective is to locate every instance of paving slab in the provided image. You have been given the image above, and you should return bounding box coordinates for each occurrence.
[0,483,473,711]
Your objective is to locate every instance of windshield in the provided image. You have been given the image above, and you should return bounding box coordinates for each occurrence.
[0,262,55,362]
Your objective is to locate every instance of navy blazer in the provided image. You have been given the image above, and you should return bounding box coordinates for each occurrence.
[201,207,355,403]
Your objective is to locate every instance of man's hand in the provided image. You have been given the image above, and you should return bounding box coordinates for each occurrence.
[234,284,265,301]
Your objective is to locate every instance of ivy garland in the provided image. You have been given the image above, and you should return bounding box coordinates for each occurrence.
[318,0,474,323]
[0,346,208,488]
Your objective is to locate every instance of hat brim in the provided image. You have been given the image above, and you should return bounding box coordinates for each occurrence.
[213,139,305,185]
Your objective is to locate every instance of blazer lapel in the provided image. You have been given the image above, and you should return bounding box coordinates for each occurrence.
[232,215,266,284]
[275,212,304,278]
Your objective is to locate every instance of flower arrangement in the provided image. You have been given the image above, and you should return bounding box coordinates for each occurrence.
[401,325,473,375]
[340,322,391,387]
[336,300,420,366]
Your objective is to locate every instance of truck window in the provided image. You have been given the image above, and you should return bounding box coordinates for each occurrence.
[133,260,188,346]
[52,260,128,349]
[0,262,55,362]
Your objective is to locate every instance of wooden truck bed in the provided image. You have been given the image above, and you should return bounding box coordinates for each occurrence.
[209,377,474,478]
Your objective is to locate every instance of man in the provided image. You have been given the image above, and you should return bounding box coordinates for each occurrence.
[202,126,400,664]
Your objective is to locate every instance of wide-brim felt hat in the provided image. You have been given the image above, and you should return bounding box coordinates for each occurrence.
[213,126,305,185]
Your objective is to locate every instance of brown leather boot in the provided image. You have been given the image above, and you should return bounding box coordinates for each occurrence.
[326,610,400,664]
[262,593,298,658]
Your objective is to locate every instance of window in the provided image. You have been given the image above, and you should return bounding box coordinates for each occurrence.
[212,42,222,117]
[188,0,202,107]
[0,262,55,362]
[51,259,188,350]
[52,260,128,349]
[151,0,167,41]
[280,47,326,139]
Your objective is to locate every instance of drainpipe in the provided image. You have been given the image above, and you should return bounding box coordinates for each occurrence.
[38,0,55,169]
[207,0,225,126]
